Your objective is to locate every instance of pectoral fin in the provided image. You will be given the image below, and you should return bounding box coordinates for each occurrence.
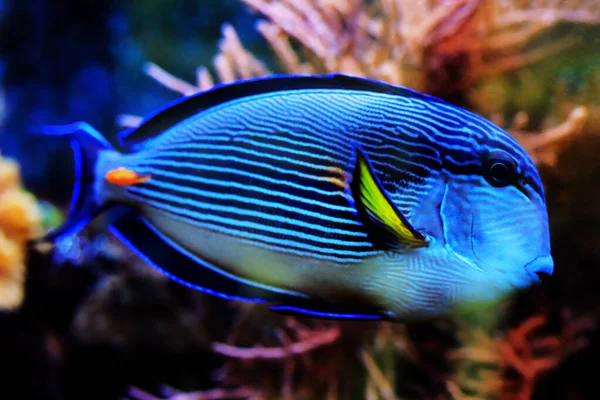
[350,146,428,249]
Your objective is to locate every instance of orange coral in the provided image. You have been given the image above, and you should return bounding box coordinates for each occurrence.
[0,153,42,309]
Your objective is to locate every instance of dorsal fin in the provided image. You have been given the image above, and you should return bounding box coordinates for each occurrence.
[118,74,440,150]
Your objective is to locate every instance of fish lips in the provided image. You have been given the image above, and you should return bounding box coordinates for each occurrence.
[525,255,554,283]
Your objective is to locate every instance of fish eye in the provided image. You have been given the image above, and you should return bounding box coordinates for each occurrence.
[482,151,518,188]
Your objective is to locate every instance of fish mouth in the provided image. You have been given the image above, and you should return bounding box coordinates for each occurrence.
[524,255,554,283]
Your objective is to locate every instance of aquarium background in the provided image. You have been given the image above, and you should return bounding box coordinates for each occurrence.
[1,0,600,399]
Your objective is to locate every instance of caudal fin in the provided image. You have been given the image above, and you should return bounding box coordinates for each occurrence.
[30,122,114,243]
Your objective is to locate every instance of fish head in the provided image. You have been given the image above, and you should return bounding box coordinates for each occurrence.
[435,144,553,302]
[349,131,551,318]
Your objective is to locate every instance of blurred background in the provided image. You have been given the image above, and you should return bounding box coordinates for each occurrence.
[1,0,600,399]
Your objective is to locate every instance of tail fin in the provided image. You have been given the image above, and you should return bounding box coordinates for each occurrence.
[30,122,114,243]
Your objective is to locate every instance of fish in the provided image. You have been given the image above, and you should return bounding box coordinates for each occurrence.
[32,74,553,321]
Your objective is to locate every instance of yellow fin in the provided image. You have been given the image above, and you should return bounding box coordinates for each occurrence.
[350,146,428,248]
[105,167,151,186]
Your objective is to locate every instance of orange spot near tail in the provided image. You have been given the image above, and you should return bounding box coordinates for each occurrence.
[105,167,151,186]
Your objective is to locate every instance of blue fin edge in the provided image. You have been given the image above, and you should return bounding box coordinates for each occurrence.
[110,213,386,320]
[270,305,383,320]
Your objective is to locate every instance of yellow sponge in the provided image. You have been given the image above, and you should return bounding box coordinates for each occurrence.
[0,153,42,310]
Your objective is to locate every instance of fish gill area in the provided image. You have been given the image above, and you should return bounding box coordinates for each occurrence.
[1,0,600,399]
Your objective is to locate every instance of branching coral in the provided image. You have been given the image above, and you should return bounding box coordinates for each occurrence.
[508,106,589,167]
[239,0,600,94]
[209,313,345,400]
[0,153,42,310]
[449,309,596,400]
[211,325,340,360]
[125,308,596,400]
[118,0,599,167]
[122,0,600,95]
[127,312,349,400]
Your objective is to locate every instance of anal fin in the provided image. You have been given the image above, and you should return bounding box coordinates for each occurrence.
[110,212,387,321]
[109,212,298,303]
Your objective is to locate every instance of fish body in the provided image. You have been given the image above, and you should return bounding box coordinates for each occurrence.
[36,74,553,320]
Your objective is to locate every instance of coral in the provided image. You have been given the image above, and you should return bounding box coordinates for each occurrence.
[0,153,42,310]
[124,307,597,400]
[237,0,600,95]
[127,310,353,400]
[122,0,600,95]
[508,106,589,167]
[449,309,596,400]
[118,0,600,167]
[203,312,345,400]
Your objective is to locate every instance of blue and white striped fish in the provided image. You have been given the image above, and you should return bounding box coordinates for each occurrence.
[35,74,553,320]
